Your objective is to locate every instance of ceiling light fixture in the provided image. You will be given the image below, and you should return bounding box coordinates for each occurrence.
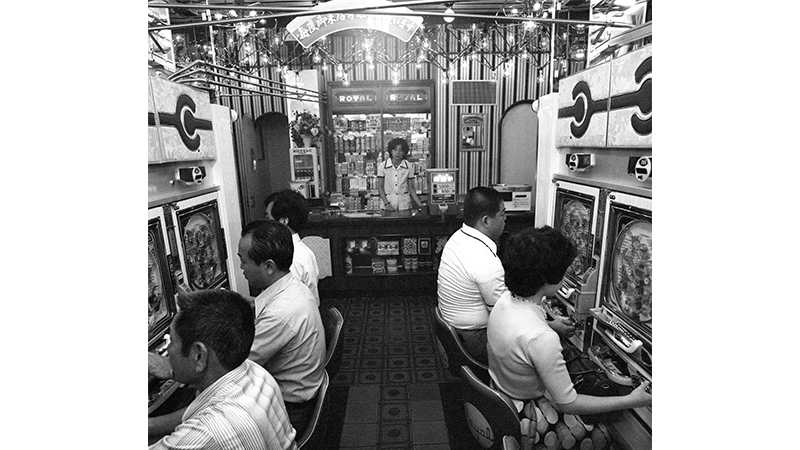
[444,3,455,23]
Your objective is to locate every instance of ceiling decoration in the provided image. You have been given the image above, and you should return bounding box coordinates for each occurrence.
[148,0,645,95]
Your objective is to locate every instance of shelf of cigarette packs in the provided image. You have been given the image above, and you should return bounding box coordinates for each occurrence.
[332,113,431,211]
[343,235,443,277]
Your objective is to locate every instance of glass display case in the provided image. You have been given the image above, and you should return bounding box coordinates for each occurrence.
[328,81,434,211]
[343,234,448,277]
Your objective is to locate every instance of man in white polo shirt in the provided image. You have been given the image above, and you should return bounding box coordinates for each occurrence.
[437,186,507,364]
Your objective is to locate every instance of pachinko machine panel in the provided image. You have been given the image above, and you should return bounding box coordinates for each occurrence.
[590,191,652,429]
[148,209,176,347]
[148,207,180,414]
[173,193,229,291]
[543,180,603,351]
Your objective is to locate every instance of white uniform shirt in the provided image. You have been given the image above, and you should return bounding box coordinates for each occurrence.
[291,233,320,307]
[377,159,416,210]
[437,224,507,330]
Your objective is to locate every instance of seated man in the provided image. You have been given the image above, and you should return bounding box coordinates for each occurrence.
[238,219,326,437]
[265,189,320,306]
[148,289,297,450]
[487,226,651,416]
[437,186,507,364]
[437,186,575,364]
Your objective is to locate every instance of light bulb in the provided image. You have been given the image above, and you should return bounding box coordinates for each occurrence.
[444,7,454,23]
[249,10,257,17]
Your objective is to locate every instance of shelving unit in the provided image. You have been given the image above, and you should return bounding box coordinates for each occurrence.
[327,81,434,211]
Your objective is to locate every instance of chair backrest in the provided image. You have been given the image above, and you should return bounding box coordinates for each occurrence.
[460,366,521,450]
[433,306,489,381]
[297,370,330,449]
[502,435,521,450]
[300,235,332,279]
[321,307,344,380]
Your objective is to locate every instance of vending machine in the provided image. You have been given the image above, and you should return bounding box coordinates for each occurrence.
[289,147,322,198]
[427,168,458,217]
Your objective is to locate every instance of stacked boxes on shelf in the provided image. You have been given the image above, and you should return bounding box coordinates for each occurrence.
[332,113,431,211]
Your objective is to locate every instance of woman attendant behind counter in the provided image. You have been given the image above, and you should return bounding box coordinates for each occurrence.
[377,138,424,211]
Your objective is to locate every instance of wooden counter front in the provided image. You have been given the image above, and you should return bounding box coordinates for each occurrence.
[302,208,534,298]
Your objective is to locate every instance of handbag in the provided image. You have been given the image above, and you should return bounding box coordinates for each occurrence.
[560,342,632,424]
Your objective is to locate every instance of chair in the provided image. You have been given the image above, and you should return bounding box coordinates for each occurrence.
[503,435,522,450]
[460,366,521,450]
[300,235,332,279]
[296,370,330,449]
[321,306,344,380]
[433,306,490,382]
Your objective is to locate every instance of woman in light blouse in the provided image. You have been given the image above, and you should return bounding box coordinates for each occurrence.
[377,138,423,211]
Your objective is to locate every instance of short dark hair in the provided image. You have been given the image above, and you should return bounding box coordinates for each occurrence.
[174,289,255,371]
[264,189,310,232]
[463,186,503,227]
[387,138,410,158]
[241,220,293,271]
[502,226,578,297]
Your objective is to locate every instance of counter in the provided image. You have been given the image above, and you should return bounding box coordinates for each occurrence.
[302,206,535,297]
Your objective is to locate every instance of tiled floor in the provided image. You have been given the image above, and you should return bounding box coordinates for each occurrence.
[321,295,485,450]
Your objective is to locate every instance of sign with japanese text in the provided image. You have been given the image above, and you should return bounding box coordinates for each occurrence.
[286,0,423,48]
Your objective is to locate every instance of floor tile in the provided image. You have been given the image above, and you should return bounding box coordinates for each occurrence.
[332,371,356,386]
[348,384,381,403]
[345,401,379,424]
[413,444,450,450]
[408,383,441,401]
[414,369,441,383]
[410,400,445,422]
[358,370,383,384]
[340,423,378,447]
[381,385,408,402]
[387,356,411,370]
[411,420,449,444]
[379,422,411,445]
[413,355,437,368]
[385,370,413,384]
[380,402,409,422]
[360,357,384,370]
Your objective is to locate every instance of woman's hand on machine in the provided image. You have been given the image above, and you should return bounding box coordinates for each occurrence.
[548,317,577,339]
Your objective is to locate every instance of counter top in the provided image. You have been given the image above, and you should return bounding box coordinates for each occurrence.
[308,206,456,226]
[308,206,535,226]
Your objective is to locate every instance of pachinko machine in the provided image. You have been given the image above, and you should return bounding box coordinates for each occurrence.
[172,193,229,291]
[589,191,652,431]
[543,180,603,351]
[148,207,179,414]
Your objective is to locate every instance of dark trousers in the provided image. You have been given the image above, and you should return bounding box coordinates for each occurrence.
[455,327,489,366]
[284,398,315,438]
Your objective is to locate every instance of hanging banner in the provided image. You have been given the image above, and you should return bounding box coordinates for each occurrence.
[286,0,423,48]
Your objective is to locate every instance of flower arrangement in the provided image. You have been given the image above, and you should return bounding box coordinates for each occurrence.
[291,110,321,147]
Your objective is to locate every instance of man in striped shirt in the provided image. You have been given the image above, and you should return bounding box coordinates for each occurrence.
[148,290,297,450]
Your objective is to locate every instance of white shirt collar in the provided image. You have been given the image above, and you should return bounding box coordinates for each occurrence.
[384,159,409,169]
[460,223,498,254]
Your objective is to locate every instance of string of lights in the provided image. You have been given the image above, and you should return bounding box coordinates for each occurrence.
[149,1,625,89]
